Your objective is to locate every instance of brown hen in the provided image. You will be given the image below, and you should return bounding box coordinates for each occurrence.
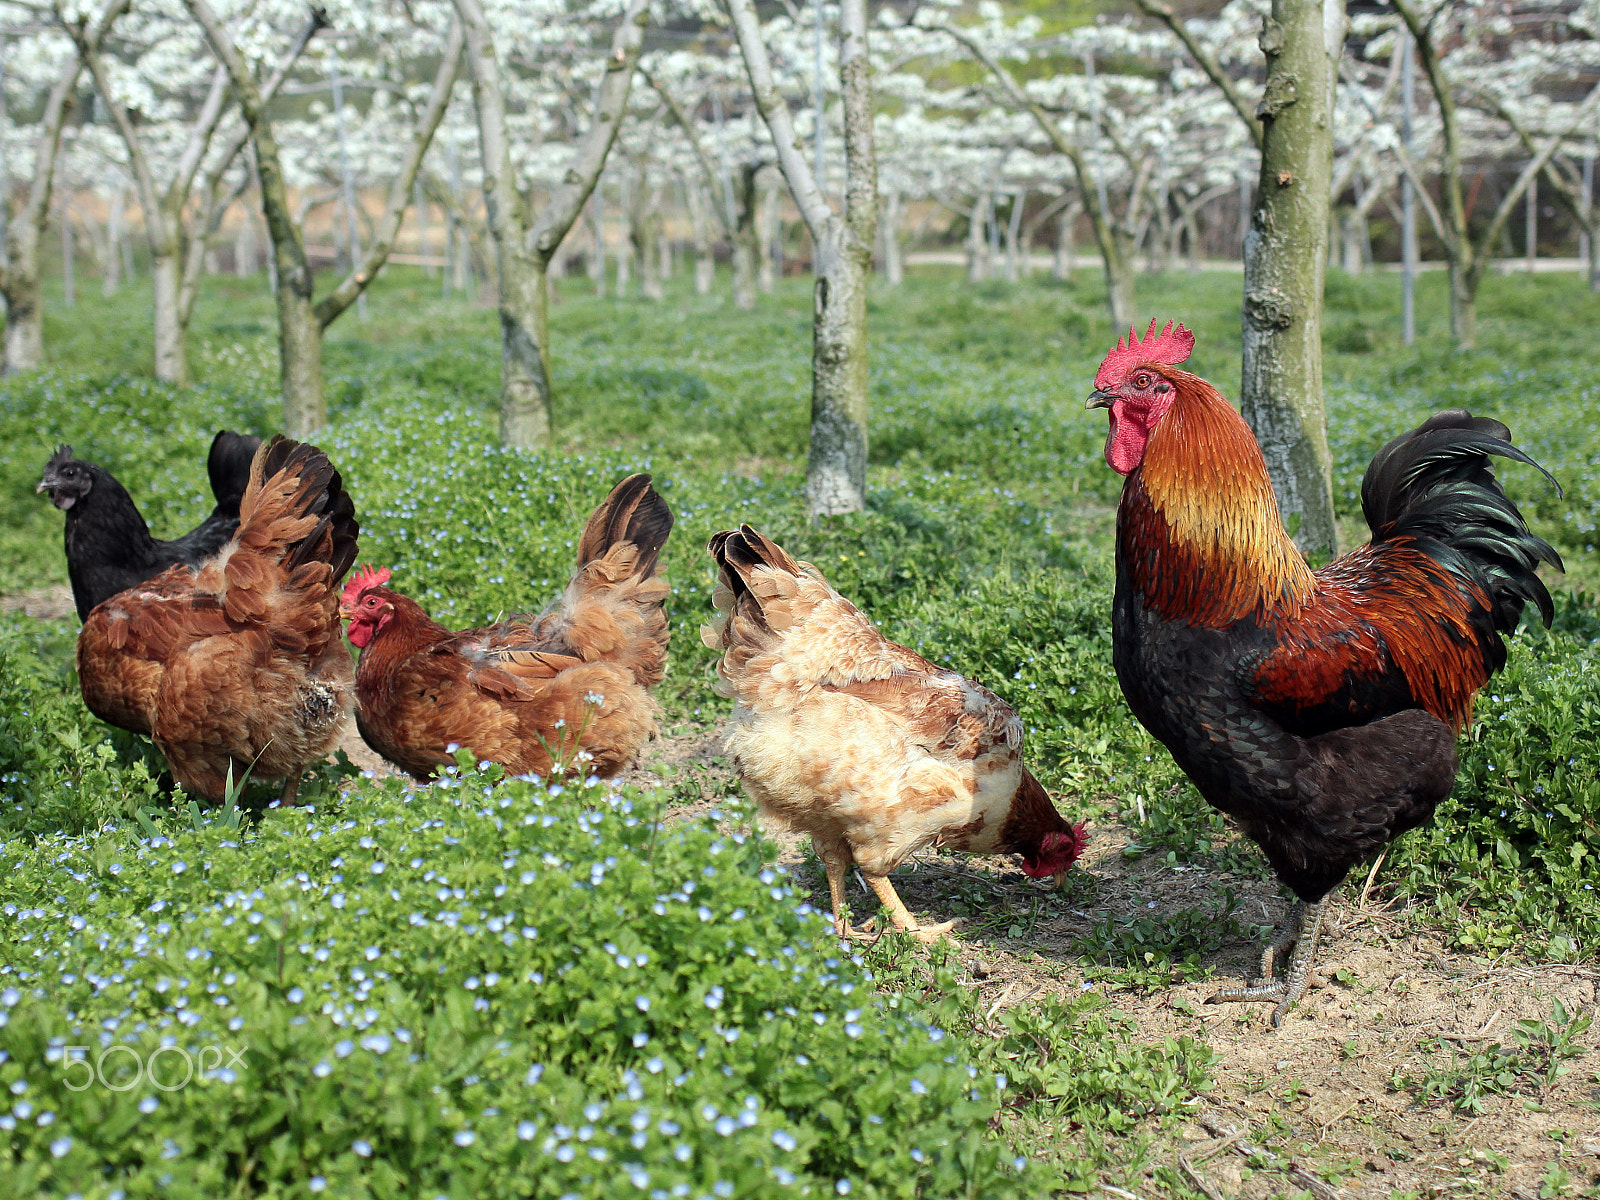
[76,436,359,804]
[341,474,673,781]
[702,525,1085,943]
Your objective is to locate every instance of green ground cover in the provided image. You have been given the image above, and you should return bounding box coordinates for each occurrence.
[0,263,1596,1196]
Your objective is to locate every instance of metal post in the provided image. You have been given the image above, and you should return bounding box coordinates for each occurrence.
[414,176,431,277]
[331,54,366,319]
[812,0,826,193]
[1581,148,1593,264]
[60,189,74,306]
[1400,34,1417,346]
[1525,173,1536,273]
[447,137,467,295]
[0,36,8,264]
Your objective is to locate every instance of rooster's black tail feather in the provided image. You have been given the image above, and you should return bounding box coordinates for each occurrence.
[1362,409,1562,632]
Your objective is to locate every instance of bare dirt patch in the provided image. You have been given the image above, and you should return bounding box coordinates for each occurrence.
[0,585,74,620]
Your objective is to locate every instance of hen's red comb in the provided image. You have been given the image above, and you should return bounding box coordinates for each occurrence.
[341,564,391,608]
[1094,319,1195,389]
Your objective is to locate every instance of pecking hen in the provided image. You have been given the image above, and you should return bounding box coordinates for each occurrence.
[76,436,359,804]
[703,525,1086,943]
[340,473,674,781]
[38,430,262,622]
[1088,319,1562,1026]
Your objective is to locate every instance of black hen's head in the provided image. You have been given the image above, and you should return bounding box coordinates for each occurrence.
[37,446,96,512]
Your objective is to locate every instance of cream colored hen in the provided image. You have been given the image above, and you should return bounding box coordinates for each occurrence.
[702,526,1085,942]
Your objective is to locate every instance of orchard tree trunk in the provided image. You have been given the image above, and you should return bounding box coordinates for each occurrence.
[1394,0,1600,349]
[687,181,714,294]
[1,45,88,374]
[1054,202,1078,280]
[757,172,778,292]
[934,22,1134,326]
[964,193,988,282]
[645,68,757,309]
[71,9,239,387]
[455,0,648,447]
[151,251,187,384]
[189,0,456,434]
[1238,0,1344,560]
[729,0,876,517]
[731,164,759,309]
[636,182,663,302]
[102,191,124,295]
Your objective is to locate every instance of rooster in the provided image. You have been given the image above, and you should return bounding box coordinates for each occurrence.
[1088,320,1561,1025]
[76,436,359,804]
[37,430,262,622]
[703,526,1086,943]
[340,474,673,781]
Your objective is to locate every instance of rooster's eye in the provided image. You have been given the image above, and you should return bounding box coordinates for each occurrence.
[1132,373,1151,389]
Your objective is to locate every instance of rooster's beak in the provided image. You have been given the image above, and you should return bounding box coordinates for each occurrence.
[1086,389,1116,410]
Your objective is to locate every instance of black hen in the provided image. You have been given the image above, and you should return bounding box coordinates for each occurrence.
[37,430,262,621]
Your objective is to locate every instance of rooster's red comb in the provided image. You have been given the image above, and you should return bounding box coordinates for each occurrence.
[1094,319,1195,390]
[341,564,391,608]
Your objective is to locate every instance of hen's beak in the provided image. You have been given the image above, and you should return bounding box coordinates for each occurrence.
[1052,868,1069,890]
[35,477,54,494]
[1086,389,1116,410]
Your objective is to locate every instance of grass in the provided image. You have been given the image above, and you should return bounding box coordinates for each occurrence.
[1,258,1598,1194]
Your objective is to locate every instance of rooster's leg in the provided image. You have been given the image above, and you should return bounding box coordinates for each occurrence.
[862,873,958,944]
[1254,899,1305,984]
[1267,899,1327,1027]
[1207,896,1328,1028]
[278,768,305,807]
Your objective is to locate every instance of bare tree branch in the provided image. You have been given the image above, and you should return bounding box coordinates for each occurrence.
[315,16,463,326]
[526,0,650,259]
[1130,0,1263,150]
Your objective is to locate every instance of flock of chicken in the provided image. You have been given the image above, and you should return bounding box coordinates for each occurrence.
[34,321,1561,1027]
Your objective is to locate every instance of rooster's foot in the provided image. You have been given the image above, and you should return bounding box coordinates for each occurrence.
[1205,895,1328,1028]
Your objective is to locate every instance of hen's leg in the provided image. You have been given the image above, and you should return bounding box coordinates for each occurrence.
[1207,896,1328,1028]
[278,768,305,807]
[862,872,958,944]
[813,837,854,939]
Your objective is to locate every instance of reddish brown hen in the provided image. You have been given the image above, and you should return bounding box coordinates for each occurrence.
[703,525,1085,943]
[76,436,359,804]
[341,474,673,781]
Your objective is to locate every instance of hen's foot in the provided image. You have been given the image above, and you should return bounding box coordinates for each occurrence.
[1206,896,1327,1028]
[900,918,959,944]
[851,917,960,944]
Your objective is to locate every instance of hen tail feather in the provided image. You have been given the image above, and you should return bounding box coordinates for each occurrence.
[235,436,360,585]
[1361,409,1563,631]
[548,475,674,686]
[577,473,674,579]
